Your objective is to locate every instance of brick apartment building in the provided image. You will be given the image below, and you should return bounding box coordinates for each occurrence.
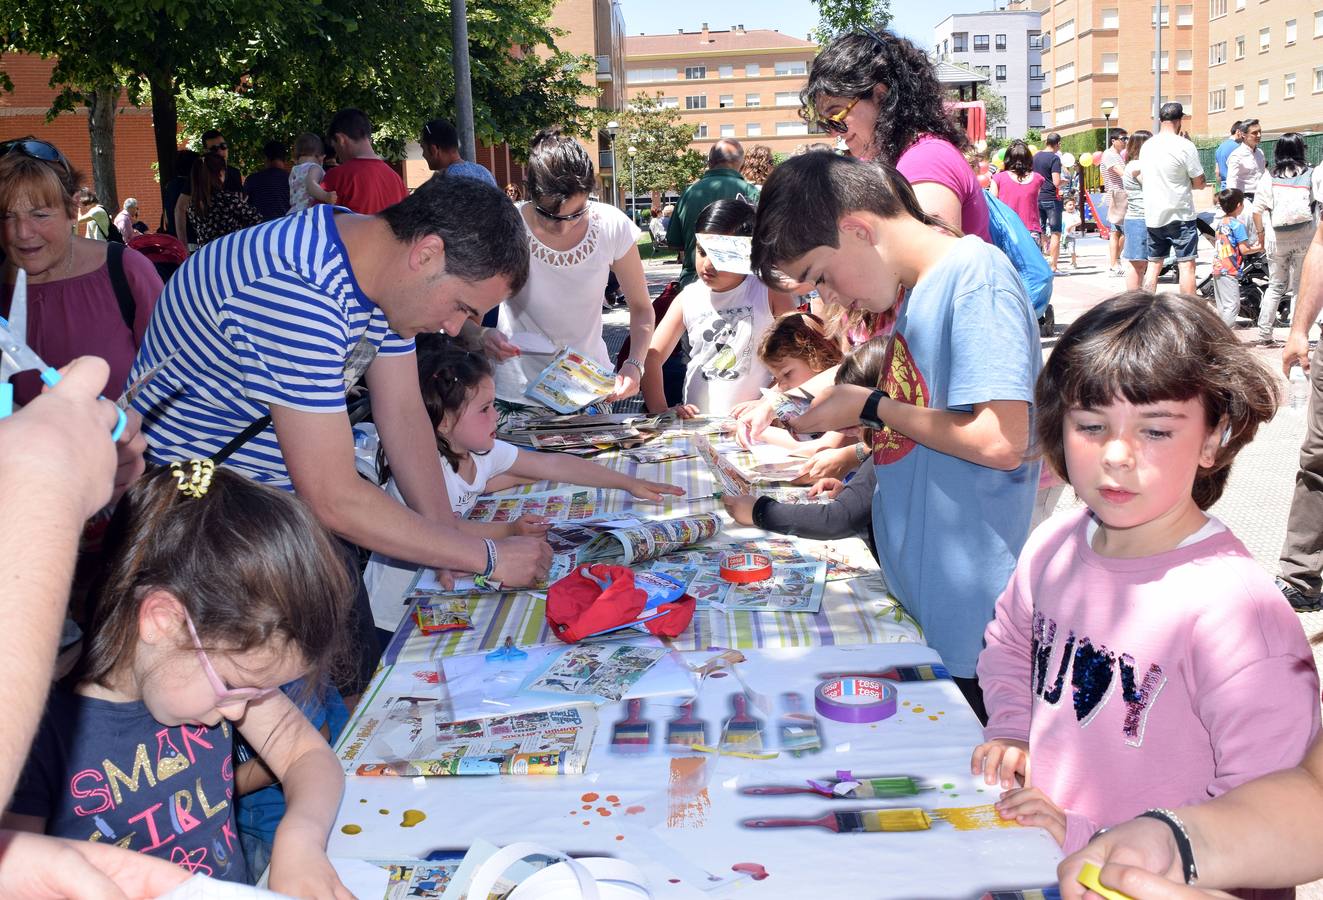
[1205,3,1323,137]
[624,25,820,158]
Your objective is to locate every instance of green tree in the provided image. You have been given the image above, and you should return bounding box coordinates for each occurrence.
[977,84,1008,149]
[812,0,893,44]
[614,95,706,197]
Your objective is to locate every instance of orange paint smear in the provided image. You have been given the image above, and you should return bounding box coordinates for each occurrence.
[626,805,646,815]
[732,862,769,881]
[581,792,600,802]
[666,757,711,829]
[933,804,1021,831]
[615,834,625,841]
[597,807,611,816]
[606,794,619,802]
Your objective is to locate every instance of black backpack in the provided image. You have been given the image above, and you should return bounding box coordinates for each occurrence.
[105,241,137,331]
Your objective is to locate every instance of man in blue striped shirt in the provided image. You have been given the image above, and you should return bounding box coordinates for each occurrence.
[128,176,552,594]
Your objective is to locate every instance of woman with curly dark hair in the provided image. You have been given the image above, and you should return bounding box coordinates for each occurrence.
[800,26,990,241]
[741,144,776,188]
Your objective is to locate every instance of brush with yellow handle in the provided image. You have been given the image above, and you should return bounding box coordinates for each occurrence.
[741,805,1021,833]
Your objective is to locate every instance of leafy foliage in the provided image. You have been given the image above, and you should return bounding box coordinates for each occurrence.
[614,95,706,196]
[812,0,893,45]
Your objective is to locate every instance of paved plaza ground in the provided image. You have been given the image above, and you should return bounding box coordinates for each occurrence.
[618,227,1323,894]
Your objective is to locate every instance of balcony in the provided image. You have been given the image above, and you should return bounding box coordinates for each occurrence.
[597,55,612,82]
[599,150,615,171]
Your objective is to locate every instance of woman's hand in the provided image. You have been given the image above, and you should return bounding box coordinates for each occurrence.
[722,493,757,525]
[628,478,685,502]
[0,830,189,899]
[510,514,551,537]
[669,403,700,419]
[609,367,641,402]
[1058,816,1194,900]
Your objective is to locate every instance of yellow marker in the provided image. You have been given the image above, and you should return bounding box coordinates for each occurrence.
[1077,862,1135,900]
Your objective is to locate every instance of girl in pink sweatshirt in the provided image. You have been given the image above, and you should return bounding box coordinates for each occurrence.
[972,290,1320,859]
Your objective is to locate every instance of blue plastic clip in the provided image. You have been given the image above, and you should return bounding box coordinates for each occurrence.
[485,636,528,663]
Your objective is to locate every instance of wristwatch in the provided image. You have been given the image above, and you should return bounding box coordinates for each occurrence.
[860,388,889,429]
[620,357,645,376]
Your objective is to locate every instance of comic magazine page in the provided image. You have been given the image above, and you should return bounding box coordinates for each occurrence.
[523,643,667,701]
[467,489,602,524]
[576,513,721,565]
[523,349,616,413]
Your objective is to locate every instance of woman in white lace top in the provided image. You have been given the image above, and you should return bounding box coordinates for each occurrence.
[493,127,654,411]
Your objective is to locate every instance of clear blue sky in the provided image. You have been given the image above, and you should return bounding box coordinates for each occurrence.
[618,0,1005,45]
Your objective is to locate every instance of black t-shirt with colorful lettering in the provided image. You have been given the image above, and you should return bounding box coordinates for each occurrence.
[9,688,246,882]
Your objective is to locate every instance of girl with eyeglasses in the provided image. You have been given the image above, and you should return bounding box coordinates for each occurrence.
[800,27,991,243]
[2,465,356,896]
[492,126,654,422]
[0,138,164,407]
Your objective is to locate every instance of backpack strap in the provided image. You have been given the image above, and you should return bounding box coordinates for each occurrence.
[105,242,136,332]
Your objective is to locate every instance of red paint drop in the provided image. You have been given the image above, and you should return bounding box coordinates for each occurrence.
[597,807,611,816]
[732,863,769,881]
[668,879,681,884]
[625,805,646,815]
[606,794,620,802]
[583,820,591,826]
[615,834,625,841]
[582,804,592,810]
[581,792,600,802]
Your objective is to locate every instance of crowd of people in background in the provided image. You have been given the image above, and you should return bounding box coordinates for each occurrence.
[7,20,1323,900]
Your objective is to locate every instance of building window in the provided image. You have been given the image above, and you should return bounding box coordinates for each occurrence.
[1030,64,1044,79]
[975,65,991,78]
[1234,83,1245,106]
[1101,53,1119,73]
[1315,67,1323,93]
[995,125,1008,138]
[1151,5,1169,26]
[658,96,679,109]
[719,65,733,78]
[1027,32,1042,49]
[1055,63,1075,85]
[720,124,735,137]
[1316,11,1323,37]
[719,94,734,108]
[1176,49,1192,71]
[1286,19,1297,44]
[1054,105,1076,126]
[1209,42,1226,65]
[1285,72,1296,99]
[745,93,760,107]
[1258,78,1269,103]
[1259,27,1269,51]
[995,33,1007,50]
[1150,50,1169,71]
[747,123,762,137]
[1209,0,1227,17]
[1101,8,1119,28]
[1209,88,1226,112]
[1054,20,1074,43]
[995,65,1007,81]
[685,95,707,110]
[774,91,798,107]
[974,34,990,51]
[627,67,678,82]
[745,64,760,77]
[954,32,968,52]
[1235,35,1245,57]
[1176,5,1193,26]
[695,123,708,138]
[1029,95,1042,111]
[774,60,807,76]
[685,66,706,79]
[775,121,809,136]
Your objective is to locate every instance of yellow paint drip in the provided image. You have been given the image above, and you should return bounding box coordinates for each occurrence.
[340,824,362,835]
[400,809,427,828]
[860,808,932,832]
[933,804,1021,831]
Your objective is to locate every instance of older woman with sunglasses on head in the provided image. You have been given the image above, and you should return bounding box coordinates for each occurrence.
[492,126,653,419]
[0,138,163,407]
[801,27,991,242]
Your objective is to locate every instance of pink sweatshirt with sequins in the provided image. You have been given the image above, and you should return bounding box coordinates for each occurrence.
[978,508,1320,855]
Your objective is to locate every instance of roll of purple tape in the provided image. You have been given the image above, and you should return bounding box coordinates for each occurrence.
[813,676,898,724]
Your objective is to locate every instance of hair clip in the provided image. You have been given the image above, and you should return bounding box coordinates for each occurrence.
[171,459,215,499]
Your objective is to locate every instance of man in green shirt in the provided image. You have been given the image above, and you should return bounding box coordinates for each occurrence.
[666,140,757,288]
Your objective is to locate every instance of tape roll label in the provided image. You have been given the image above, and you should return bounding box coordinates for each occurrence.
[719,552,772,584]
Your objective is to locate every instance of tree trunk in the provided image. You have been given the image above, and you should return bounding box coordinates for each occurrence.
[87,85,119,214]
[149,72,179,216]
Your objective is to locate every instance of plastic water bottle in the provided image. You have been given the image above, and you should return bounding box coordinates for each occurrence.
[1290,366,1309,410]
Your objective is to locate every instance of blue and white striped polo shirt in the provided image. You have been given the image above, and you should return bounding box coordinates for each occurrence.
[128,205,414,488]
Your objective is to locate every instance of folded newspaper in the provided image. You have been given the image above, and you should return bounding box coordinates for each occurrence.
[576,512,721,565]
[524,348,617,413]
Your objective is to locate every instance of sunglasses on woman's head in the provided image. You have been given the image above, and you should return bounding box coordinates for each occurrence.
[0,138,73,178]
[533,203,588,222]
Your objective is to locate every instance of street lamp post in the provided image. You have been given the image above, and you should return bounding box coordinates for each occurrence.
[627,145,637,223]
[605,119,620,210]
[1100,100,1115,194]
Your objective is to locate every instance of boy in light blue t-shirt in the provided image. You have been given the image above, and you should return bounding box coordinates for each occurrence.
[749,153,1040,723]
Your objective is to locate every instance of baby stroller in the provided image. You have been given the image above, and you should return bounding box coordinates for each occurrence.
[1196,253,1279,325]
[128,233,188,284]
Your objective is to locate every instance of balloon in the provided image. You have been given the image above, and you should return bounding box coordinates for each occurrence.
[975,139,988,154]
[1079,153,1092,167]
[1092,151,1104,166]
[1061,152,1076,168]
[977,172,992,188]
[993,148,1006,164]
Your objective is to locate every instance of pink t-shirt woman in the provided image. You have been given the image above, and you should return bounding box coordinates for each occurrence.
[896,134,992,242]
[991,169,1047,235]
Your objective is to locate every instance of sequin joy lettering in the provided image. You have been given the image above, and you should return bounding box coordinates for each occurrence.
[1030,612,1166,746]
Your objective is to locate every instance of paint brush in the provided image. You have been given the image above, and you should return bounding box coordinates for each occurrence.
[665,699,708,751]
[741,776,928,799]
[720,692,763,752]
[741,808,933,833]
[776,692,821,757]
[815,663,951,683]
[610,698,651,754]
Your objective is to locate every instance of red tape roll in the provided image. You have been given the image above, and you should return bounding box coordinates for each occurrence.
[720,552,772,583]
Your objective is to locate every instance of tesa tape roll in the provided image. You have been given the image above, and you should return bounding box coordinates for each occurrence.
[719,552,773,583]
[814,677,898,723]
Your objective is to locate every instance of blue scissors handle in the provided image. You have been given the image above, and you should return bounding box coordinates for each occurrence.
[34,367,127,441]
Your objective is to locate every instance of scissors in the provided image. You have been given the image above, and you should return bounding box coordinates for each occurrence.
[0,268,127,440]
